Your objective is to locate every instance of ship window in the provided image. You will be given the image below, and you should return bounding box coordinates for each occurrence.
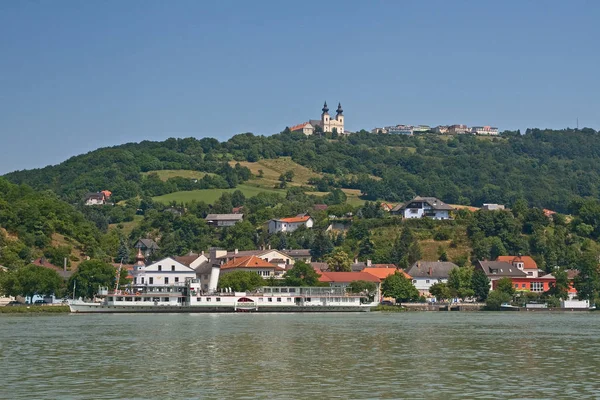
[268,298,273,302]
[197,297,201,302]
[287,298,292,302]
[306,298,311,302]
[108,297,113,301]
[216,298,221,302]
[135,297,141,301]
[206,298,211,302]
[163,297,169,302]
[277,298,282,302]
[289,288,296,293]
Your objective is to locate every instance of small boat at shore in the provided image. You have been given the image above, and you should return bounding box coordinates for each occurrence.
[69,279,374,313]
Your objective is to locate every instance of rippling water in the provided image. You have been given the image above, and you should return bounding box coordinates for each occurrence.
[1,312,599,399]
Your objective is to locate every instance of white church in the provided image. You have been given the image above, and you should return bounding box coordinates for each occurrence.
[290,102,345,136]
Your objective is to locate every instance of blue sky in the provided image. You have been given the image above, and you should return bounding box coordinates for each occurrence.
[1,1,599,174]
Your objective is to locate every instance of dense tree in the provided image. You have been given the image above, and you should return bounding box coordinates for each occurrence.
[447,267,474,300]
[429,282,452,302]
[1,265,64,302]
[218,271,265,292]
[495,277,516,296]
[381,272,419,302]
[284,261,323,286]
[326,249,352,272]
[68,260,120,299]
[471,269,491,302]
[485,290,512,310]
[310,230,334,261]
[574,249,600,301]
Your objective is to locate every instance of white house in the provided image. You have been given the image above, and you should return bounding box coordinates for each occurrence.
[471,126,499,135]
[268,214,314,234]
[84,192,106,206]
[132,256,197,286]
[405,261,458,297]
[391,196,454,220]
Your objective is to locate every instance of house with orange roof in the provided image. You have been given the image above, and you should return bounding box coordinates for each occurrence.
[290,122,315,136]
[496,255,540,277]
[220,255,286,279]
[268,214,314,234]
[362,267,411,281]
[380,203,395,212]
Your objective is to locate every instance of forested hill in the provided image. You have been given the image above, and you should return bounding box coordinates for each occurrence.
[0,177,102,268]
[5,128,600,212]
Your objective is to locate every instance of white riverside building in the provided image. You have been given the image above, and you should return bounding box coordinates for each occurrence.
[131,252,196,287]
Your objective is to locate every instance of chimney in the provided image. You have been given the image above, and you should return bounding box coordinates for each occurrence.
[268,244,271,250]
[201,251,204,256]
[234,249,238,255]
[354,258,358,264]
[367,259,372,267]
[428,267,432,276]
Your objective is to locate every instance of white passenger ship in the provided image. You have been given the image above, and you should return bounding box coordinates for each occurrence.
[68,279,373,313]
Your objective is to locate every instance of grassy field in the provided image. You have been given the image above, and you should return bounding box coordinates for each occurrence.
[230,157,321,189]
[153,184,285,205]
[142,170,215,181]
[342,188,366,206]
[108,215,144,235]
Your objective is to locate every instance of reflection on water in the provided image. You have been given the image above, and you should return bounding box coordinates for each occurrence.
[1,312,599,399]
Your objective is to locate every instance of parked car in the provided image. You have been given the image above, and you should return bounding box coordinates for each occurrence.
[34,299,50,305]
[380,300,394,306]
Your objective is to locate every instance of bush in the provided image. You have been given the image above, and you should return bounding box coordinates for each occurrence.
[485,290,512,310]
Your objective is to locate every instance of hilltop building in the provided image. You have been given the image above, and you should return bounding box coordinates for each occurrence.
[291,102,345,135]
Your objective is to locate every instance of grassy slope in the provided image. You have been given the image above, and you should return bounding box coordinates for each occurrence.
[230,157,321,189]
[153,184,285,205]
[108,215,144,236]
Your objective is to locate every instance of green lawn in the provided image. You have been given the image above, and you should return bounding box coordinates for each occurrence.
[153,184,285,205]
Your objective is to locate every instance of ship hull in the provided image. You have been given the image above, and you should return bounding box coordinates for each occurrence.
[69,303,371,313]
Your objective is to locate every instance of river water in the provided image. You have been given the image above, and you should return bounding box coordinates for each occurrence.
[1,312,599,399]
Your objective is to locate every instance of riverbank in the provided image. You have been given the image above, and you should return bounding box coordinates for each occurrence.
[0,305,70,314]
[370,305,407,312]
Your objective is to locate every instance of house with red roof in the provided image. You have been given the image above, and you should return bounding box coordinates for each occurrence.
[268,214,314,234]
[220,255,286,279]
[496,255,540,277]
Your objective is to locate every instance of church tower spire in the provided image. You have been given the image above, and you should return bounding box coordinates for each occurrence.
[322,101,329,114]
[336,102,343,115]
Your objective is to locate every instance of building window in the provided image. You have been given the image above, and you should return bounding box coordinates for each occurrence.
[158,265,162,271]
[514,284,518,288]
[426,280,430,284]
[531,282,544,292]
[203,274,208,280]
[165,277,169,284]
[149,277,153,284]
[171,265,175,271]
[413,280,417,284]
[133,277,137,284]
[141,277,145,284]
[522,284,526,288]
[175,277,179,283]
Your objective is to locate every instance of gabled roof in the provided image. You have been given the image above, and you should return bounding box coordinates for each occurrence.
[406,261,458,279]
[362,267,411,280]
[205,214,244,221]
[31,258,72,279]
[174,253,204,267]
[85,192,105,200]
[311,262,329,272]
[476,261,528,277]
[496,255,538,270]
[135,239,160,250]
[144,257,195,272]
[319,271,381,283]
[282,249,312,257]
[290,122,313,131]
[273,215,312,223]
[221,256,283,270]
[395,196,454,211]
